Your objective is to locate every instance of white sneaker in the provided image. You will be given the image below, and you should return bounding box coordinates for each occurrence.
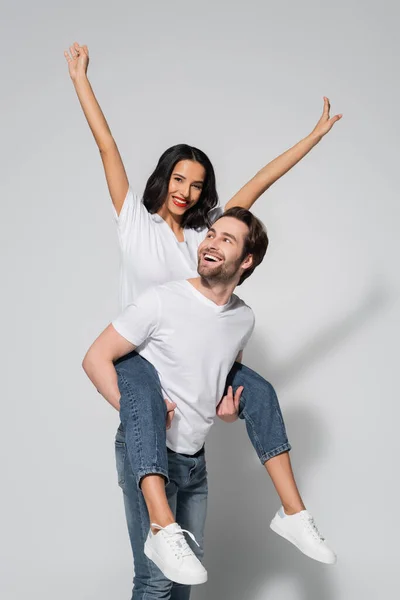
[144,522,208,585]
[270,507,337,564]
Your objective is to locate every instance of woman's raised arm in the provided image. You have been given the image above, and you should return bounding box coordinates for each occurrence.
[64,41,129,215]
[225,97,342,212]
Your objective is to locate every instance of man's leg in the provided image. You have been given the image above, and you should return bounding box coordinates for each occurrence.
[226,362,336,564]
[168,448,208,600]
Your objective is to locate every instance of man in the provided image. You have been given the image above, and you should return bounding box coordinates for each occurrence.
[83,207,335,597]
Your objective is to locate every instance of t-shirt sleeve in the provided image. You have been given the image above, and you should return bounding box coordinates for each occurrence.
[112,287,160,347]
[208,204,224,224]
[240,310,255,351]
[113,185,147,249]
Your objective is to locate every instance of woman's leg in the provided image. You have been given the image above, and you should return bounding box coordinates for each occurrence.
[115,351,304,517]
[226,362,336,564]
[225,361,304,513]
[115,351,175,528]
[114,352,209,581]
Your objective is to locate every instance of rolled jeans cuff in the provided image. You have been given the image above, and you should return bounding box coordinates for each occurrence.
[136,466,170,490]
[260,442,292,464]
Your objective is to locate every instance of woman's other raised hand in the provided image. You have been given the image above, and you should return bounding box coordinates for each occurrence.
[64,41,89,81]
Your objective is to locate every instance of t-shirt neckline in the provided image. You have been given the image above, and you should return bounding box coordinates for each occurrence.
[151,212,188,244]
[183,280,233,312]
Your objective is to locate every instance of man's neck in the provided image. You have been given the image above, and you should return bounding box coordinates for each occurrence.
[187,277,237,306]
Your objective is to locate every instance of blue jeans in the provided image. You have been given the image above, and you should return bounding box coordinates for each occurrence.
[115,424,208,600]
[114,352,291,599]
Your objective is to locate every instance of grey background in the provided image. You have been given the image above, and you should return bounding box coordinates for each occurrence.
[1,1,398,598]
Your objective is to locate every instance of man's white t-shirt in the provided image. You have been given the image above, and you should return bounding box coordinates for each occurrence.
[112,280,255,455]
[114,186,223,308]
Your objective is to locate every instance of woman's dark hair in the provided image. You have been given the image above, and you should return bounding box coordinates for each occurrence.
[217,206,269,285]
[142,144,218,229]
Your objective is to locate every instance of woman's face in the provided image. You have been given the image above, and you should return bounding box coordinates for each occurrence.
[165,160,206,216]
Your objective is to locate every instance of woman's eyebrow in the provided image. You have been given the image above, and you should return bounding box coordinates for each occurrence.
[173,172,204,184]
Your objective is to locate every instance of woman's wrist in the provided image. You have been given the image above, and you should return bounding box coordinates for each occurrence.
[307,130,323,145]
[72,72,89,87]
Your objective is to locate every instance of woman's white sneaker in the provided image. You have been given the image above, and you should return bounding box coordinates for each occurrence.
[144,522,208,585]
[270,507,337,564]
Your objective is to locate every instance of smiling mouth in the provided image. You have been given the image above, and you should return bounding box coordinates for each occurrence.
[202,253,223,263]
[172,196,189,208]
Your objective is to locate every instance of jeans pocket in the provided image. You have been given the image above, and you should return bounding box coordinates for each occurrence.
[115,441,126,487]
[189,456,207,483]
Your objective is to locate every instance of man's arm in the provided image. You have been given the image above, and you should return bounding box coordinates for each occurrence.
[82,324,136,411]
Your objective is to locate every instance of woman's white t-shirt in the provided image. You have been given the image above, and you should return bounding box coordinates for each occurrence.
[114,186,222,308]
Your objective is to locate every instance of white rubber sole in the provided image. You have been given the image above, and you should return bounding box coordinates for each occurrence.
[144,541,208,585]
[270,518,337,565]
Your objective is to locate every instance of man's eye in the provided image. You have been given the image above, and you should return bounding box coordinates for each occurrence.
[224,238,231,243]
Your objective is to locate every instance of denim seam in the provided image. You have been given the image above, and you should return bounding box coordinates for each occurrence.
[135,477,163,599]
[240,406,267,460]
[119,372,145,475]
[114,441,127,486]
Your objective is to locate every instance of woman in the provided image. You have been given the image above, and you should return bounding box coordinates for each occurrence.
[65,41,341,597]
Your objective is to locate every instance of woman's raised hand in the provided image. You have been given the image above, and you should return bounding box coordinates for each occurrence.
[311,97,343,138]
[63,40,128,210]
[64,41,89,81]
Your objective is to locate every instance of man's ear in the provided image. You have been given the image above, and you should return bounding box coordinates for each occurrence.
[241,254,253,272]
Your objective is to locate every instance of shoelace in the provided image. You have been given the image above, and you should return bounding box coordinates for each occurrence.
[151,523,199,558]
[301,513,325,542]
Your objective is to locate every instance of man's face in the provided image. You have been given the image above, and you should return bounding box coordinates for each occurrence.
[197,216,253,282]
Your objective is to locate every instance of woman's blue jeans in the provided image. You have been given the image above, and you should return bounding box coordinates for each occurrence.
[114,351,291,599]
